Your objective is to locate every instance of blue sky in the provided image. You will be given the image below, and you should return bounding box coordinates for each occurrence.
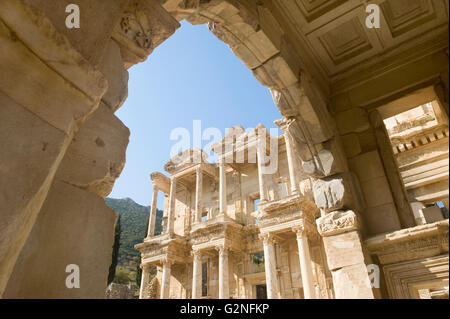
[109,21,281,207]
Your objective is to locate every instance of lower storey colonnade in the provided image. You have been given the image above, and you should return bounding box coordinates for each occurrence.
[139,225,323,299]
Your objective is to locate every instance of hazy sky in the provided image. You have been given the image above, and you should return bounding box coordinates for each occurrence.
[109,21,281,207]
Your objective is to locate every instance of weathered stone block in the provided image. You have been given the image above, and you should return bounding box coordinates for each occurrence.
[3,180,116,298]
[0,17,104,134]
[332,263,374,299]
[29,0,129,66]
[322,230,365,270]
[99,40,129,111]
[336,107,370,135]
[312,174,354,212]
[0,90,72,297]
[357,129,378,153]
[257,5,283,51]
[56,103,130,197]
[360,176,395,208]
[348,150,386,183]
[302,138,348,178]
[341,133,362,158]
[364,203,402,235]
[329,92,352,115]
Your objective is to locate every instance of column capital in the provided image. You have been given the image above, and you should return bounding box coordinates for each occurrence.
[215,244,230,256]
[259,232,276,245]
[152,184,159,192]
[292,218,318,240]
[191,249,202,261]
[161,257,173,267]
[140,262,151,270]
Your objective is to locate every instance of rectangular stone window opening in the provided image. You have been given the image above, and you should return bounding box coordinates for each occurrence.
[201,262,208,297]
[249,193,260,225]
[251,252,265,273]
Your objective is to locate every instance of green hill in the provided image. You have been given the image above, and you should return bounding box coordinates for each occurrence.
[104,197,163,271]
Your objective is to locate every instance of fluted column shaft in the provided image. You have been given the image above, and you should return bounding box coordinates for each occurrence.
[294,227,315,299]
[256,134,267,202]
[192,251,202,299]
[283,132,299,195]
[219,160,227,216]
[195,166,203,223]
[167,177,177,234]
[147,185,159,237]
[217,246,229,299]
[160,260,172,299]
[261,233,280,299]
[139,264,150,299]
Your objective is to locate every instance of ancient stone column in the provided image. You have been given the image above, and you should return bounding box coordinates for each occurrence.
[293,226,316,299]
[167,177,177,235]
[139,264,150,299]
[316,211,375,299]
[160,259,172,299]
[195,166,203,223]
[283,131,300,195]
[260,233,280,299]
[219,160,227,216]
[216,245,230,299]
[256,133,268,202]
[191,250,202,299]
[147,185,159,237]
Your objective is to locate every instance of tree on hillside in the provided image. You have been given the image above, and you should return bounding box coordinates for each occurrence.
[108,215,121,285]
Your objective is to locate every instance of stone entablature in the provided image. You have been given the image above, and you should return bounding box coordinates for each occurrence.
[365,220,449,299]
[365,219,449,265]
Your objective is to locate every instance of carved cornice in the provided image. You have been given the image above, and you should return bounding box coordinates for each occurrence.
[316,210,359,237]
[365,220,449,265]
[150,171,170,194]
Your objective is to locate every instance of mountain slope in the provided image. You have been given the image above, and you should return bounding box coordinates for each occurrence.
[104,197,163,270]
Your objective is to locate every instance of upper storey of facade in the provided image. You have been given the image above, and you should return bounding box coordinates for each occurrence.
[144,123,317,241]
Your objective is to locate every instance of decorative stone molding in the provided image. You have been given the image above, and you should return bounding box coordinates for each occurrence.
[191,249,202,261]
[365,220,449,265]
[258,232,276,246]
[150,172,171,194]
[383,254,449,299]
[292,218,319,241]
[316,210,359,237]
[148,277,159,299]
[215,244,231,256]
[112,0,180,67]
[312,172,365,213]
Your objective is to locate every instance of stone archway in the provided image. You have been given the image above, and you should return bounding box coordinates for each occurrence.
[3,0,445,299]
[0,0,367,298]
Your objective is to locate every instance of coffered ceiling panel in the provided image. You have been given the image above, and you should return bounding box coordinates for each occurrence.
[273,0,449,80]
[294,0,347,22]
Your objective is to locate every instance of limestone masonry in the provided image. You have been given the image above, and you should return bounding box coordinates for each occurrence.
[0,0,448,299]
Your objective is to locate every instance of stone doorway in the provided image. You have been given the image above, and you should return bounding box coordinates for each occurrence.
[255,284,267,299]
[373,87,449,228]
